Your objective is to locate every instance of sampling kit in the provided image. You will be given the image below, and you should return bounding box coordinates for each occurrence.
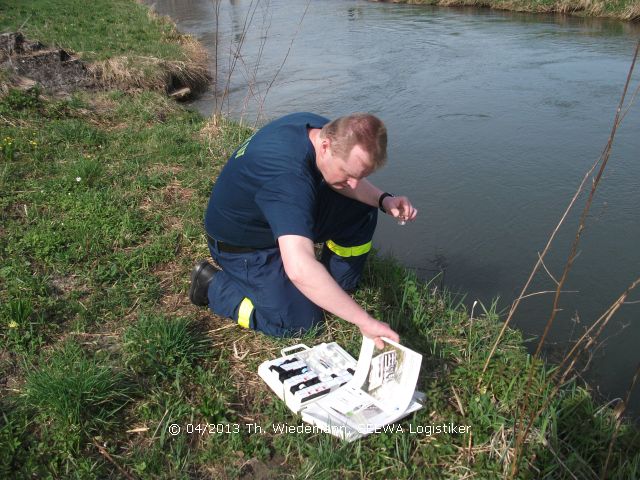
[258,336,424,441]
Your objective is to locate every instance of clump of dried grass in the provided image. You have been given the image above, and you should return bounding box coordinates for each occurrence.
[411,0,640,19]
[199,117,224,143]
[556,0,606,15]
[621,1,640,20]
[89,34,210,95]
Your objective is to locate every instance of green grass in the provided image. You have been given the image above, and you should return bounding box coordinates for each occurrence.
[0,0,186,62]
[123,314,212,379]
[2,79,640,480]
[23,341,133,433]
[0,0,209,94]
[0,340,134,478]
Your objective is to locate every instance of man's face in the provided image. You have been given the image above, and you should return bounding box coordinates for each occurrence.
[321,142,375,190]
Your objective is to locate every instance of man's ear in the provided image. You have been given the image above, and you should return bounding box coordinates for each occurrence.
[320,137,331,154]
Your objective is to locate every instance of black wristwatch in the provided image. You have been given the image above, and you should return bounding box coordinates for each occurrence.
[378,192,394,214]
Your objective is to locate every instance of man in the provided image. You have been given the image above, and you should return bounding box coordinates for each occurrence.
[189,112,417,348]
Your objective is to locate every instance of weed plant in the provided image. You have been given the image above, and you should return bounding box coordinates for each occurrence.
[123,314,211,379]
[23,341,132,433]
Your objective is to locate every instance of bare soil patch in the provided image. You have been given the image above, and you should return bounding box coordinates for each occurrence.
[1,31,211,98]
[0,32,93,94]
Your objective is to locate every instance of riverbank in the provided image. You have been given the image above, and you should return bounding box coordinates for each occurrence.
[0,0,209,97]
[2,0,640,478]
[387,0,640,21]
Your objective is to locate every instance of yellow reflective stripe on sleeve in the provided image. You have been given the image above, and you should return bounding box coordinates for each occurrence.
[325,240,372,258]
[237,297,254,329]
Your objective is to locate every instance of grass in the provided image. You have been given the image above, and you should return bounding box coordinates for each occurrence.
[0,0,183,62]
[2,339,134,478]
[0,0,210,93]
[23,341,133,434]
[400,0,640,21]
[1,1,640,478]
[2,73,640,480]
[123,314,212,379]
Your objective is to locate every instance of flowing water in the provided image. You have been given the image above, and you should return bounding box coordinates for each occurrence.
[148,0,640,414]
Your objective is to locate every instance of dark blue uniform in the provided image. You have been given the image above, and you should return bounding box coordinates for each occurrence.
[204,113,377,336]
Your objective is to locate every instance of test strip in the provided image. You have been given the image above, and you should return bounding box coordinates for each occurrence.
[284,371,317,386]
[270,357,299,368]
[289,376,321,394]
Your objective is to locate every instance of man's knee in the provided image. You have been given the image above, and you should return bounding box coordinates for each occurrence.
[320,242,370,292]
[252,299,324,337]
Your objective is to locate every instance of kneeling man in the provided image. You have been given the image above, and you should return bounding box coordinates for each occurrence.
[190,112,417,348]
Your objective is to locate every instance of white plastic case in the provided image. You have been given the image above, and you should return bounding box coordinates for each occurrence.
[258,338,425,441]
[258,342,358,413]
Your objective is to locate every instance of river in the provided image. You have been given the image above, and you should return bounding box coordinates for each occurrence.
[147,0,640,415]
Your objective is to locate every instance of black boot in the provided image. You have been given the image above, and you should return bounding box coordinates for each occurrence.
[189,260,218,307]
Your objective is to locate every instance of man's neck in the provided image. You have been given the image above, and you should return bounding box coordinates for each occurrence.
[308,128,323,168]
[308,128,321,148]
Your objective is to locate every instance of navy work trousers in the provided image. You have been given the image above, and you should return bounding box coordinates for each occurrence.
[206,186,377,337]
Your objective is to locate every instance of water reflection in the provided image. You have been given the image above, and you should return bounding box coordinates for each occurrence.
[347,7,364,21]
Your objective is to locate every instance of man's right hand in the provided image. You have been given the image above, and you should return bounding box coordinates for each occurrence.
[358,315,400,349]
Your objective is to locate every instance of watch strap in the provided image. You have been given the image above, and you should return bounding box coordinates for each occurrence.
[378,192,394,214]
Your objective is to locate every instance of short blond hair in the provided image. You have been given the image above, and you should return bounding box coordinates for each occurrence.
[320,113,387,169]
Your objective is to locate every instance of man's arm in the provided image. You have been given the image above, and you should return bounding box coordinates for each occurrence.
[336,178,383,207]
[278,234,398,348]
[336,179,418,222]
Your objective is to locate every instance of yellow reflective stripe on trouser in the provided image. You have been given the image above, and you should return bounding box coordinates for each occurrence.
[325,240,372,258]
[237,297,254,329]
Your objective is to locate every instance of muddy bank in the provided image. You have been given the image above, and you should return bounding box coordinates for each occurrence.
[0,31,210,98]
[0,32,93,94]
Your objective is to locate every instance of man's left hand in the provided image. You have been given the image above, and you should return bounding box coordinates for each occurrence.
[382,195,418,223]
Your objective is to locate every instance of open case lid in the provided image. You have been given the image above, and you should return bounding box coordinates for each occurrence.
[349,336,423,415]
[299,337,424,441]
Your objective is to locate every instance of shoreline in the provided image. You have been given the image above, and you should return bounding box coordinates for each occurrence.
[380,0,640,22]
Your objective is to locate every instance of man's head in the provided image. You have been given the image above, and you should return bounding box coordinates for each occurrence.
[315,113,387,190]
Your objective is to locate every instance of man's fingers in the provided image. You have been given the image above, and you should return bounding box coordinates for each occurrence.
[386,330,400,344]
[390,198,418,222]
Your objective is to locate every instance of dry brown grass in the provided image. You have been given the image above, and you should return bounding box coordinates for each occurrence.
[150,260,197,319]
[204,314,284,417]
[622,1,640,19]
[138,176,195,235]
[437,0,493,7]
[199,118,224,143]
[88,22,210,95]
[556,0,606,15]
[404,0,640,19]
